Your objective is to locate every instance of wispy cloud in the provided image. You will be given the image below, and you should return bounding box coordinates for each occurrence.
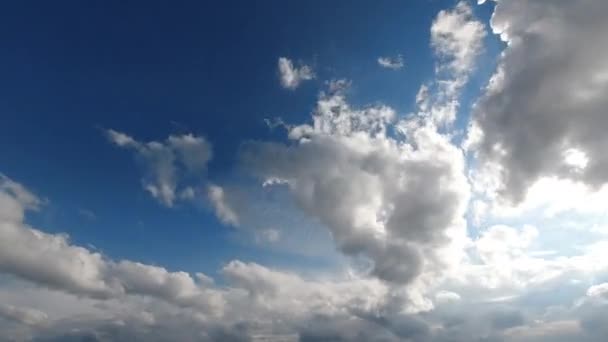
[106,130,212,207]
[377,55,404,69]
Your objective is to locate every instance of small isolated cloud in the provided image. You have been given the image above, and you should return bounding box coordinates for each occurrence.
[277,57,314,90]
[377,55,404,69]
[106,130,212,207]
[207,184,240,226]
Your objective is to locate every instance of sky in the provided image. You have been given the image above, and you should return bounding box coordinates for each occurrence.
[1,0,608,341]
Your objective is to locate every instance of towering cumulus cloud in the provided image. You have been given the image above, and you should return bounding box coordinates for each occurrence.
[470,0,608,202]
[242,83,470,286]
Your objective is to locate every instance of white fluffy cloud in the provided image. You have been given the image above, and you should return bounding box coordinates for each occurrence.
[242,83,470,286]
[416,1,486,125]
[0,175,225,315]
[0,174,398,340]
[107,130,212,207]
[431,1,485,75]
[278,57,315,90]
[0,175,111,298]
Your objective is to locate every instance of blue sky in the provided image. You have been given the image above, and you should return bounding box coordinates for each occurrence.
[2,1,608,341]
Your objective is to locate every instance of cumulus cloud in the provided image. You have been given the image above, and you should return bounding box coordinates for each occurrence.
[377,55,404,69]
[0,174,41,223]
[0,174,398,340]
[416,1,486,125]
[106,130,212,207]
[0,177,111,298]
[278,57,315,90]
[3,161,608,340]
[242,82,470,286]
[0,175,223,314]
[470,0,608,203]
[0,220,112,298]
[431,1,485,75]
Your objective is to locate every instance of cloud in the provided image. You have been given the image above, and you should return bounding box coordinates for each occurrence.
[471,176,608,225]
[220,260,395,336]
[0,304,47,326]
[111,261,224,314]
[377,55,404,70]
[0,174,41,223]
[4,1,608,340]
[278,57,314,90]
[415,1,486,125]
[434,290,461,304]
[206,184,240,226]
[326,78,352,93]
[470,0,608,203]
[167,134,213,172]
[0,174,434,340]
[242,82,470,286]
[106,130,212,207]
[587,283,608,300]
[431,1,485,75]
[0,175,224,314]
[2,170,608,342]
[0,183,112,298]
[474,225,538,265]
